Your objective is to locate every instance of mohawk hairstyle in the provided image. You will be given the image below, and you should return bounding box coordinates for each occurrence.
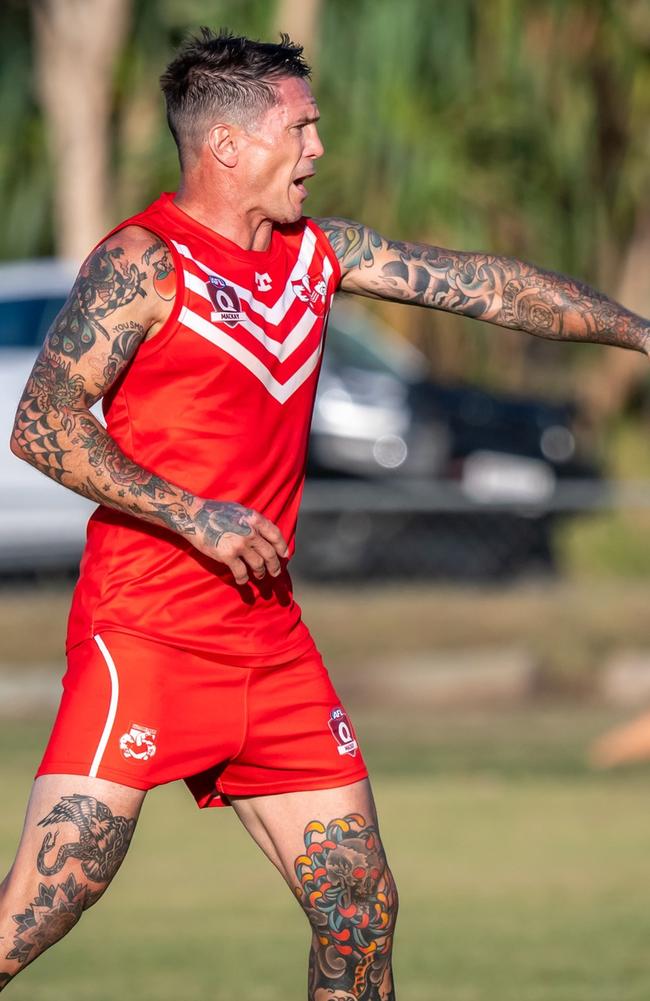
[160,27,311,165]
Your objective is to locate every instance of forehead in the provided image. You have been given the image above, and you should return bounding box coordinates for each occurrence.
[269,76,319,122]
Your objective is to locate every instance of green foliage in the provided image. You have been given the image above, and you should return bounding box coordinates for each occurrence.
[2,0,649,395]
[0,3,52,258]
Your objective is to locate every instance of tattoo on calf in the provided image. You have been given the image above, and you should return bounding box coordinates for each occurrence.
[37,794,135,884]
[6,874,86,966]
[295,814,396,1001]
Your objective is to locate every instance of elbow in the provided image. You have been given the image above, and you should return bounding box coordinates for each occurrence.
[9,426,28,463]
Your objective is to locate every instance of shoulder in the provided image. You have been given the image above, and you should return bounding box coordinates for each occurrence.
[89,225,172,265]
[311,217,384,276]
[78,225,176,314]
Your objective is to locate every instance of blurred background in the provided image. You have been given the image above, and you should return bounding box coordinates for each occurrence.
[2,1,650,999]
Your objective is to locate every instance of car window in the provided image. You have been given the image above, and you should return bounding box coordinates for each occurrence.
[326,323,397,375]
[0,297,67,348]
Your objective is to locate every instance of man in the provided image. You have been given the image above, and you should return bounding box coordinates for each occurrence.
[2,27,648,1000]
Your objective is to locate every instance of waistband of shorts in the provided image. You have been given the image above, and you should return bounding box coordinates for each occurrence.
[66,624,318,668]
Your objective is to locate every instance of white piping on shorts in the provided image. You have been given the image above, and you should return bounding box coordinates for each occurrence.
[89,633,120,778]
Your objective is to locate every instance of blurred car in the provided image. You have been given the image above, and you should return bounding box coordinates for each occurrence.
[297,300,604,579]
[0,259,96,572]
[0,259,603,578]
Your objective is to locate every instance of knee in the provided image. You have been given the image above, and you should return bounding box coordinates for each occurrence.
[296,820,398,950]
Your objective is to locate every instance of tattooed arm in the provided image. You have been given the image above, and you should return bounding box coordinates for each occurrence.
[316,217,650,355]
[10,227,287,584]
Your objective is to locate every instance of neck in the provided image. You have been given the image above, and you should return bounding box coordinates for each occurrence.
[174,180,273,252]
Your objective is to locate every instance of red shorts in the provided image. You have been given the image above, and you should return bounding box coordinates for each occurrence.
[37,632,368,807]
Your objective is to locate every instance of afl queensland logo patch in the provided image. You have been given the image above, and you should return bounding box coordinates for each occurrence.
[328,706,358,757]
[206,275,244,327]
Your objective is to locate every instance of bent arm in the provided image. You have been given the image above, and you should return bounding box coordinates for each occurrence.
[10,228,286,582]
[316,217,650,355]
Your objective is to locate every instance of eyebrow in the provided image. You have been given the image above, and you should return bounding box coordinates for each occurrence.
[291,113,321,127]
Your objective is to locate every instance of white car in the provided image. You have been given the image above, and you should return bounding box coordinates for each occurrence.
[0,259,94,571]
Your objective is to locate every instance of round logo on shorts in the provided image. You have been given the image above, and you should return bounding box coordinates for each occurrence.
[119,723,158,762]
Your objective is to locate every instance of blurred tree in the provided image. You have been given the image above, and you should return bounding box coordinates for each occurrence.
[31,0,132,261]
[272,0,322,70]
[1,0,648,413]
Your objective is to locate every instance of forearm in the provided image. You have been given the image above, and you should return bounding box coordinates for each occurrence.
[11,398,216,543]
[374,242,650,354]
[451,253,650,354]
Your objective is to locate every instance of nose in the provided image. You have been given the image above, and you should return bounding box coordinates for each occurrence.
[306,123,324,160]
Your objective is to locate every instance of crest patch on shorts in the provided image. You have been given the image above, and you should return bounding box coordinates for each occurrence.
[119,723,158,762]
[328,707,358,757]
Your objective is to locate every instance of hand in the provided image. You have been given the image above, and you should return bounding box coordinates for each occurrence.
[186,500,289,585]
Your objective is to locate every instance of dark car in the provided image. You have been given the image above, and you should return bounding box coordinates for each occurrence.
[295,300,604,579]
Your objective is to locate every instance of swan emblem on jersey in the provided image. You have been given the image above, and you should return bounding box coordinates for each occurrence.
[292,272,328,316]
[206,275,244,327]
[119,723,158,761]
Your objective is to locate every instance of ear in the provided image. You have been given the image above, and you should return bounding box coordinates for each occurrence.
[207,123,239,168]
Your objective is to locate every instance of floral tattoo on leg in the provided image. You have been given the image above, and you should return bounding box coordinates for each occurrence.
[295,814,396,1000]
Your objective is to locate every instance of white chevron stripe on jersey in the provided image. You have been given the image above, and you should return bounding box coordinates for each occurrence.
[183,257,334,362]
[172,225,319,324]
[178,305,324,404]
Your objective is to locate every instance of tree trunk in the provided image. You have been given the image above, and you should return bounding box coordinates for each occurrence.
[273,0,323,74]
[579,209,650,421]
[31,0,132,262]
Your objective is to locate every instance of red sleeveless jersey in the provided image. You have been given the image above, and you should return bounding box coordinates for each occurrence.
[67,193,340,663]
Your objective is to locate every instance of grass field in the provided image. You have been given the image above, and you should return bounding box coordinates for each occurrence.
[3,708,650,1001]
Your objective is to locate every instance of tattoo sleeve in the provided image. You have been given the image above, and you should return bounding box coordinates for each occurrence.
[10,229,251,549]
[317,217,650,355]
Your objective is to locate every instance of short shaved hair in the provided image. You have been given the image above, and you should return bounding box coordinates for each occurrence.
[160,27,311,165]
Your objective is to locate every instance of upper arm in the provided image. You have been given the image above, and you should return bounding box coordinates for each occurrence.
[315,216,514,316]
[15,226,176,419]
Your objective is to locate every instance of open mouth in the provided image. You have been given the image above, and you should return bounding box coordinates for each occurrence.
[293,173,314,197]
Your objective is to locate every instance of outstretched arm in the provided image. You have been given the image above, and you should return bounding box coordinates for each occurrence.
[10,227,287,585]
[316,217,650,355]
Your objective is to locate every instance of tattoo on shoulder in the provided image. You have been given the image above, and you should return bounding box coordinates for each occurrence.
[317,217,383,272]
[49,243,147,362]
[142,239,175,301]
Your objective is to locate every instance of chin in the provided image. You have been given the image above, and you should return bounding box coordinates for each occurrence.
[273,205,304,226]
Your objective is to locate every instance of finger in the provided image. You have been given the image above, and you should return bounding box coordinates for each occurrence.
[249,537,282,577]
[226,555,249,586]
[250,514,289,557]
[244,553,267,580]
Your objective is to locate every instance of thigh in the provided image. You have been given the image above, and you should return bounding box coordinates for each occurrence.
[1,774,144,978]
[3,773,145,906]
[232,778,397,999]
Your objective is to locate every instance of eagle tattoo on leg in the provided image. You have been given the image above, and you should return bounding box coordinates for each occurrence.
[36,795,136,884]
